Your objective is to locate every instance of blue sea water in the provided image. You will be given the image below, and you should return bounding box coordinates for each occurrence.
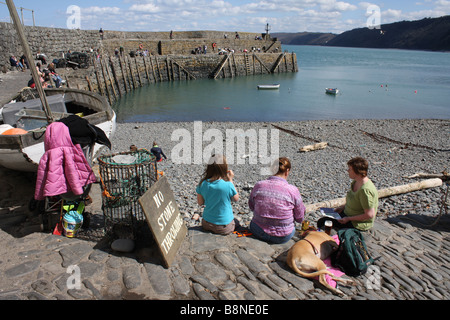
[113,45,450,122]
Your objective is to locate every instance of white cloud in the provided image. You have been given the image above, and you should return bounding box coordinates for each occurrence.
[82,6,122,15]
[68,0,450,33]
[129,3,160,13]
[382,8,403,19]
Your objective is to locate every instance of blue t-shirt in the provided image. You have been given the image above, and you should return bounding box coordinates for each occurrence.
[196,179,237,225]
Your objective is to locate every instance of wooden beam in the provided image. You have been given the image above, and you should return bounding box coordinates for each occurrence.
[172,60,196,80]
[305,178,443,213]
[143,56,150,84]
[118,55,129,93]
[213,54,231,79]
[271,53,286,73]
[109,57,122,97]
[104,58,118,99]
[299,142,328,152]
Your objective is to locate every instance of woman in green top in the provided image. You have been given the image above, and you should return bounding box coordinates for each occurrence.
[318,157,378,231]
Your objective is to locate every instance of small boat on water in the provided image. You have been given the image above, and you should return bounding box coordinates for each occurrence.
[0,88,116,172]
[257,84,280,90]
[325,88,339,95]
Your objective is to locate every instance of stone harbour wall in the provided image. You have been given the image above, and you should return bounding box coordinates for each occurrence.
[67,52,298,105]
[0,22,280,67]
[0,22,297,104]
[0,22,100,67]
[101,38,282,56]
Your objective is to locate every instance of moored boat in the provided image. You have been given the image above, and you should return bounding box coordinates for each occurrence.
[0,88,116,172]
[257,84,280,90]
[325,88,339,95]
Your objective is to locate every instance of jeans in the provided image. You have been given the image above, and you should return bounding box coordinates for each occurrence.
[249,221,295,244]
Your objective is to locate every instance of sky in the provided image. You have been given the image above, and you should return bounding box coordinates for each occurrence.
[1,0,450,34]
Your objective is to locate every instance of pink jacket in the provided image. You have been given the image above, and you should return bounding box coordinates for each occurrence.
[34,121,97,200]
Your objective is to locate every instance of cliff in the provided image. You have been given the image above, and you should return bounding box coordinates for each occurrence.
[326,16,450,51]
[273,32,336,46]
[273,15,450,51]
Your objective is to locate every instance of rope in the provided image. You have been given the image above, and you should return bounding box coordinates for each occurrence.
[398,183,449,227]
[360,130,449,152]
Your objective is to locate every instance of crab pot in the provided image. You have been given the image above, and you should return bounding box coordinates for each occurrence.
[98,149,158,239]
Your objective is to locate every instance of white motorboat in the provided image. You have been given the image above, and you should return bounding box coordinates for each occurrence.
[257,84,280,90]
[325,88,339,95]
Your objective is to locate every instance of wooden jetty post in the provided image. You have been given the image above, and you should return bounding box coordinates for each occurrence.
[109,57,122,97]
[127,56,137,89]
[149,57,157,82]
[143,56,150,84]
[93,60,103,95]
[104,58,118,99]
[99,58,113,104]
[135,57,143,87]
[118,55,129,93]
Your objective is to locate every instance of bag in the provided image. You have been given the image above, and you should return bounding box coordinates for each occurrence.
[331,228,374,277]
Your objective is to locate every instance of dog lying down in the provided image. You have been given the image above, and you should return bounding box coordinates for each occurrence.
[287,231,354,296]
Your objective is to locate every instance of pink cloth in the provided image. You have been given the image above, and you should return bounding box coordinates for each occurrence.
[34,122,96,200]
[315,235,345,288]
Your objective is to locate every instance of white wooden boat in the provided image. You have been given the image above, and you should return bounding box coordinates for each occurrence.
[0,88,116,172]
[257,84,280,90]
[325,88,339,95]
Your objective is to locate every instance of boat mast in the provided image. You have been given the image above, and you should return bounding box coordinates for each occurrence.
[6,0,54,124]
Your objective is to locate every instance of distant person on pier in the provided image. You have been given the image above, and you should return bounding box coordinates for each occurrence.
[47,63,63,88]
[20,55,29,69]
[36,51,48,64]
[36,62,43,77]
[196,154,239,235]
[9,56,25,71]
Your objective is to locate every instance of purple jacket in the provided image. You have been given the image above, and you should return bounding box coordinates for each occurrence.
[249,176,305,237]
[34,122,97,200]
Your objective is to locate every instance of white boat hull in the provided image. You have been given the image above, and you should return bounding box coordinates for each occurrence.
[325,88,339,95]
[0,113,116,172]
[258,84,280,90]
[0,88,116,172]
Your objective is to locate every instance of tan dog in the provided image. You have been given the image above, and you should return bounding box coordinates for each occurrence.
[287,231,354,296]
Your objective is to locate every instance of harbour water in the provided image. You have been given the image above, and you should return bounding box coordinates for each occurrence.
[113,45,450,123]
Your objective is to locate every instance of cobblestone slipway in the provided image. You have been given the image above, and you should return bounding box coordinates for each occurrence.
[0,172,449,304]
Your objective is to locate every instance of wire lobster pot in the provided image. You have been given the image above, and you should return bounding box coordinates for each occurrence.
[98,149,158,238]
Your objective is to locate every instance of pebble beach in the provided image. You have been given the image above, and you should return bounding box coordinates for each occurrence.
[109,119,449,228]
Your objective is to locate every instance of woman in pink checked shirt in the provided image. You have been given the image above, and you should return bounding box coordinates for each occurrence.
[248,157,306,244]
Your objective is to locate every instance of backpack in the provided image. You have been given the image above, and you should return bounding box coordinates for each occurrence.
[331,228,374,277]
